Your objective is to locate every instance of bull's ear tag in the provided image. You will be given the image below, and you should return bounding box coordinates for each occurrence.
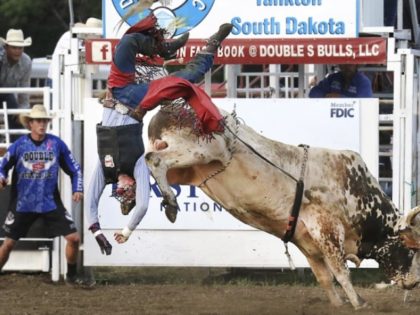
[104,155,115,168]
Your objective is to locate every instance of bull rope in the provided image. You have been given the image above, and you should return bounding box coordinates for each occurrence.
[221,110,309,269]
[225,120,308,241]
[171,102,307,254]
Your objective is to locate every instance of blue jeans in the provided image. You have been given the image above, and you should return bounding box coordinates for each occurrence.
[112,33,214,109]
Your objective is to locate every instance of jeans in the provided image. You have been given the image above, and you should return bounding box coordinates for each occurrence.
[111,33,214,109]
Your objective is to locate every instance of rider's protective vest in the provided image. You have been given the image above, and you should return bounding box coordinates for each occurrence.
[96,123,144,183]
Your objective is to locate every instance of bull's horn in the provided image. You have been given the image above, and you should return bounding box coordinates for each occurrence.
[345,254,361,268]
[406,206,420,227]
[397,206,420,232]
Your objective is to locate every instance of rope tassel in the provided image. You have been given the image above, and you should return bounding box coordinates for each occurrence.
[284,243,296,270]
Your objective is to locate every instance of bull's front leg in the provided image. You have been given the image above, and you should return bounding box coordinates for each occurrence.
[304,211,367,309]
[145,151,179,223]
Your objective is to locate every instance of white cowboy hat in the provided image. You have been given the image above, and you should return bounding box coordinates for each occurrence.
[0,29,32,47]
[74,17,102,29]
[19,105,53,129]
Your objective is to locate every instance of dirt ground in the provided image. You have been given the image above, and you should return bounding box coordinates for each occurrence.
[0,267,419,315]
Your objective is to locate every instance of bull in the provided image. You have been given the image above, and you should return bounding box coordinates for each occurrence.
[145,104,420,309]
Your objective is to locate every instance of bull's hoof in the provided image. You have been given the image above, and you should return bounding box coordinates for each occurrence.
[353,297,369,310]
[165,206,178,223]
[354,302,370,310]
[162,200,178,223]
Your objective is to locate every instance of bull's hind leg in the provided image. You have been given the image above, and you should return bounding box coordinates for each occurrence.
[305,214,367,309]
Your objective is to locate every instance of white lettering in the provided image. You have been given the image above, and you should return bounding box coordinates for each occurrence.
[192,0,206,11]
[307,44,314,57]
[317,44,353,57]
[217,45,245,58]
[120,0,135,10]
[359,44,380,57]
[259,44,304,57]
[256,0,322,6]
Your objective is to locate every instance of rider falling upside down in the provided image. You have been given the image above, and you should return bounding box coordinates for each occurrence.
[86,13,233,255]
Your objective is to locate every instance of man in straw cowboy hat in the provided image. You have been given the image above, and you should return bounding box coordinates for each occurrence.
[0,29,32,138]
[0,105,87,285]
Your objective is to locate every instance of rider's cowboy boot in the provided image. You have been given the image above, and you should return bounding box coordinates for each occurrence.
[203,23,233,54]
[159,32,189,60]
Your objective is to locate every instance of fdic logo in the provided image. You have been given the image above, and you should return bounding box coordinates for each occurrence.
[112,0,215,37]
[330,102,355,118]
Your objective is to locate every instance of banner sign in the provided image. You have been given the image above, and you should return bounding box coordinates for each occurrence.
[103,0,360,39]
[83,98,381,231]
[84,97,379,268]
[85,37,386,64]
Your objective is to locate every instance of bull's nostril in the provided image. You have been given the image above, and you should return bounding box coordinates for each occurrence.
[155,140,168,150]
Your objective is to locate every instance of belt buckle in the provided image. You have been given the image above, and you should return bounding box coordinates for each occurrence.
[115,103,129,115]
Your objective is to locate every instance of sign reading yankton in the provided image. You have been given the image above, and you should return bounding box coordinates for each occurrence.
[86,37,387,65]
[105,0,359,38]
[95,1,383,64]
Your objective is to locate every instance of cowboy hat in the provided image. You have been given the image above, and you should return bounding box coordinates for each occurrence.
[0,29,32,47]
[19,105,53,129]
[74,17,102,29]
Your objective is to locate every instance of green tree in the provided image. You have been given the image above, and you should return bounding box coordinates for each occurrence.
[0,0,101,57]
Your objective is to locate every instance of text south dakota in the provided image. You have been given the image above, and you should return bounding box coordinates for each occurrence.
[232,17,345,35]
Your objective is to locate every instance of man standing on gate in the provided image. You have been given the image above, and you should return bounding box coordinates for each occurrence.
[0,105,85,285]
[0,29,32,139]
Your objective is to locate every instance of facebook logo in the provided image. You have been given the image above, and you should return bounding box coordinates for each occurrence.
[91,41,112,62]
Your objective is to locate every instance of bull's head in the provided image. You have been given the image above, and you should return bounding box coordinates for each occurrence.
[392,206,420,288]
[398,206,420,249]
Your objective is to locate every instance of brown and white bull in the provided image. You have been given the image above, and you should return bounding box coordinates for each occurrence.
[145,105,420,309]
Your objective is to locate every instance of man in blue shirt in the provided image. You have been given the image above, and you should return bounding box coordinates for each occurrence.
[0,105,84,284]
[309,64,373,98]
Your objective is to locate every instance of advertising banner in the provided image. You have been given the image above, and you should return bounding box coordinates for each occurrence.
[86,37,386,64]
[84,98,378,231]
[83,97,378,267]
[103,0,360,39]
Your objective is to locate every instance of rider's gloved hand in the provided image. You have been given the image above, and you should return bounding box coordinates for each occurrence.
[89,222,112,255]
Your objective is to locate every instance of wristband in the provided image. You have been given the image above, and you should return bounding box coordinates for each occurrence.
[89,222,101,233]
[121,227,133,238]
[93,230,103,237]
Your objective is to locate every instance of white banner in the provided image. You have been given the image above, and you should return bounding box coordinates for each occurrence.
[84,98,377,231]
[103,0,360,39]
[83,97,378,267]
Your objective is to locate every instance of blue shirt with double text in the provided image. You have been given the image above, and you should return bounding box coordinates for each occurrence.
[0,134,83,213]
